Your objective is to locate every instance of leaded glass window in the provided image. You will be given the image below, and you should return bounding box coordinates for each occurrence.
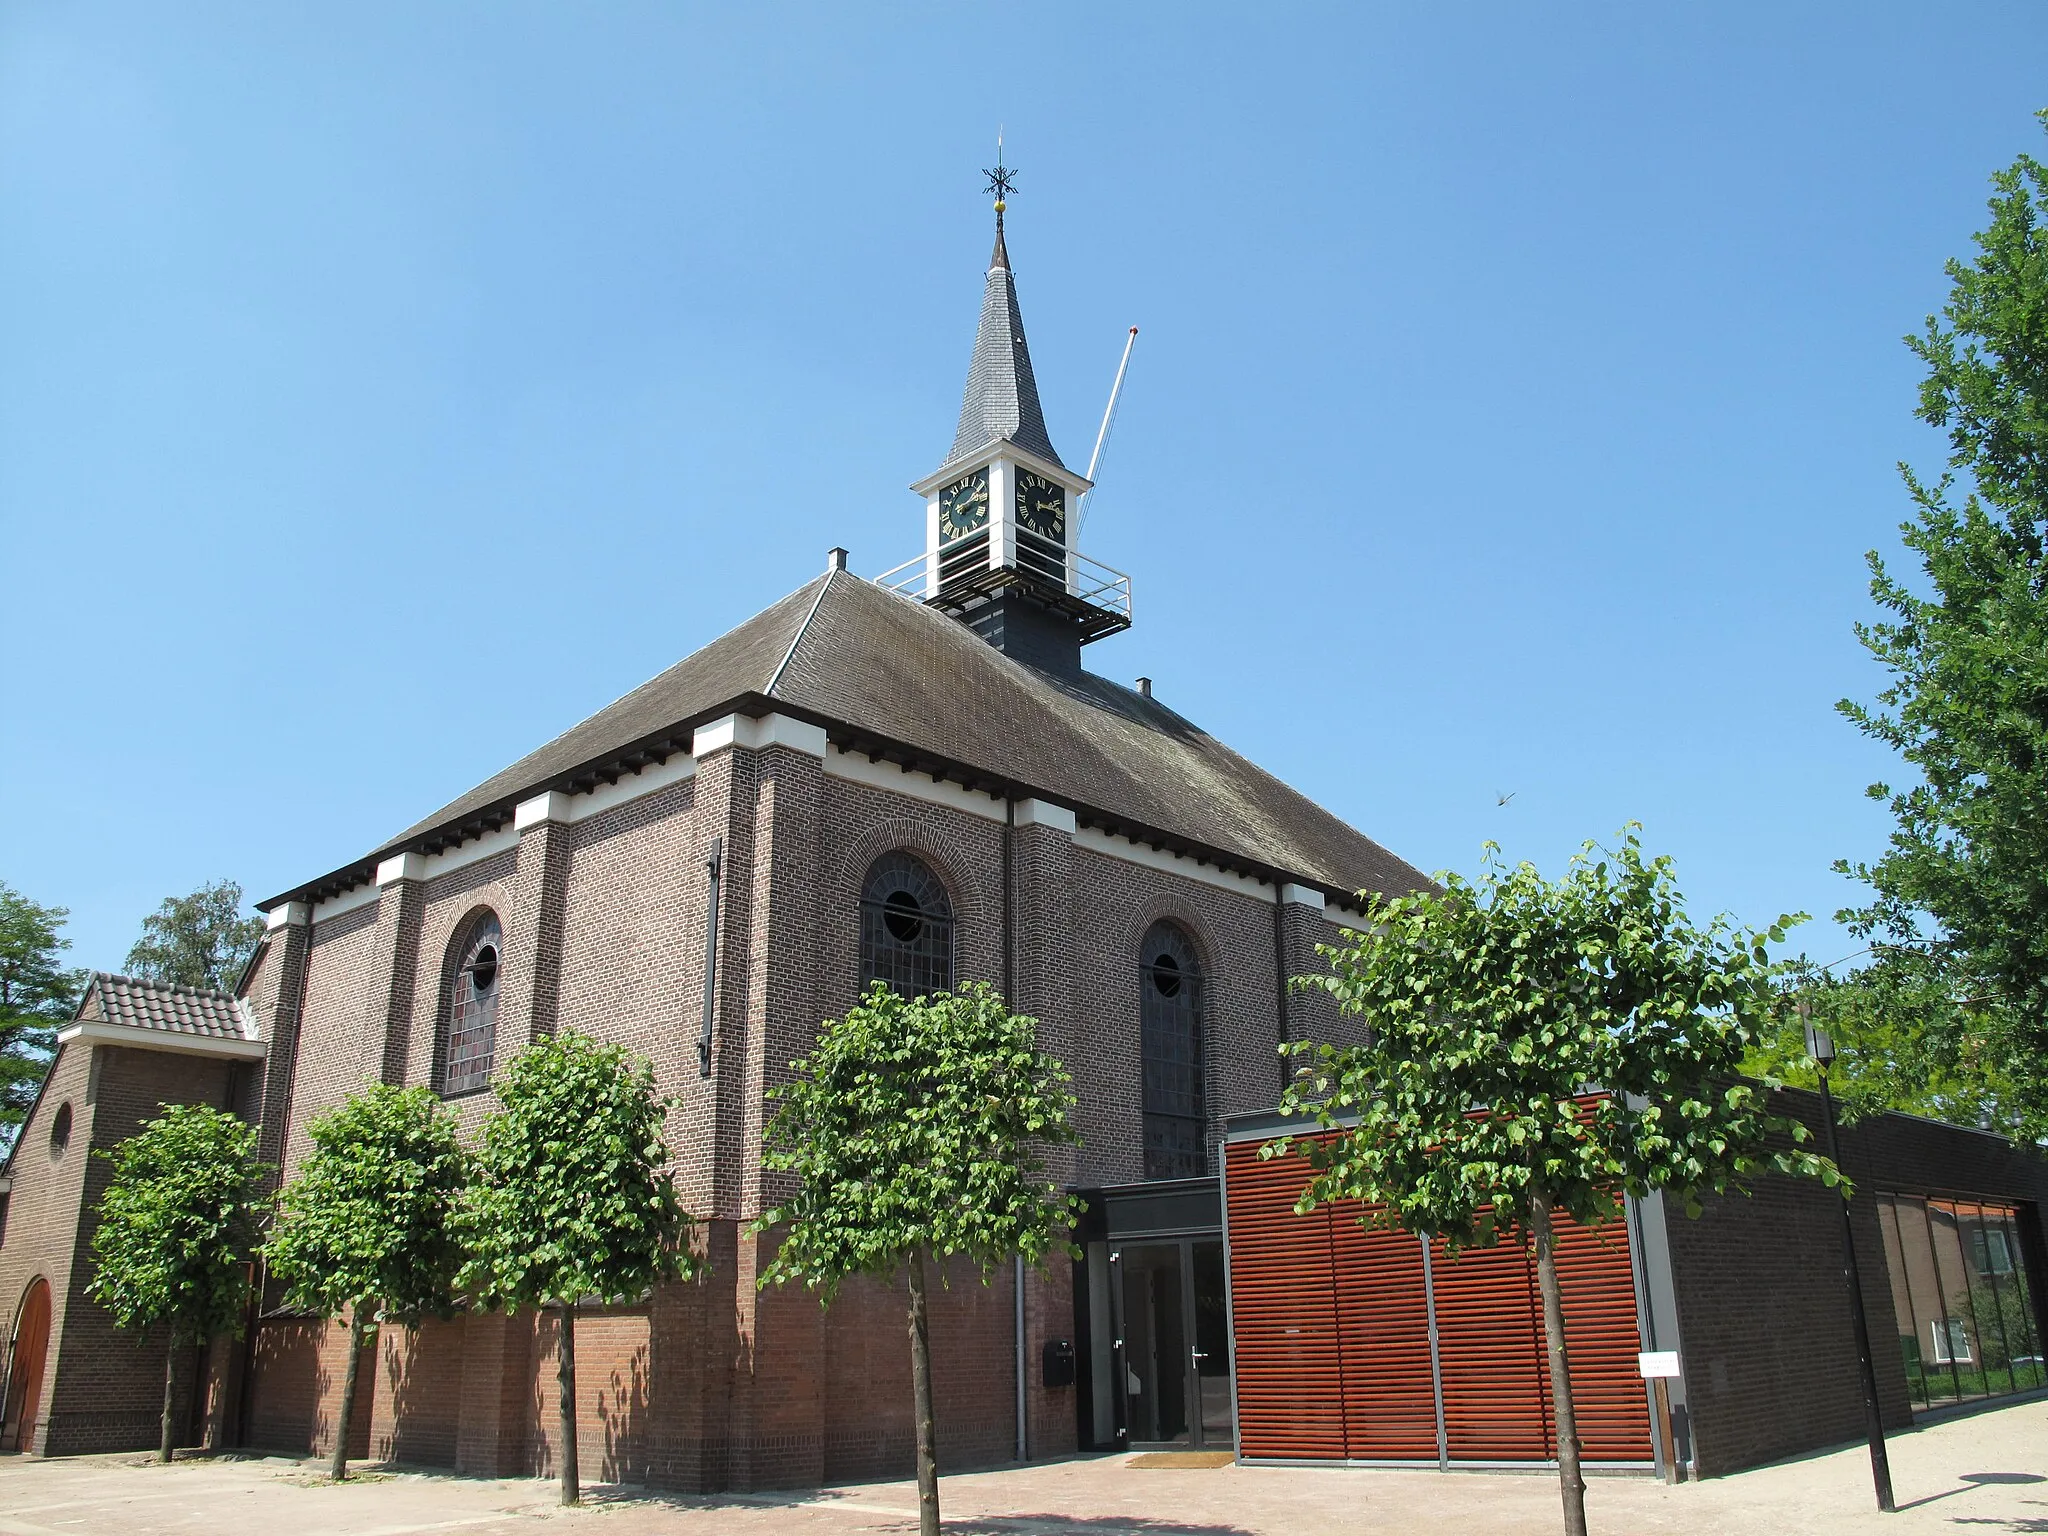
[443,913,502,1097]
[1141,921,1205,1180]
[859,852,954,998]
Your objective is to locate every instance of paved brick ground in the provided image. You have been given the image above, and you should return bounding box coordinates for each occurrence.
[1,1397,2044,1535]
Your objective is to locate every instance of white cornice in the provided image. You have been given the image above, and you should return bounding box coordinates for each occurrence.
[1280,883,1327,912]
[376,851,429,887]
[824,746,1006,823]
[558,754,697,824]
[1073,826,1277,902]
[265,901,310,931]
[312,883,380,925]
[694,713,828,759]
[57,1021,267,1061]
[1014,798,1077,834]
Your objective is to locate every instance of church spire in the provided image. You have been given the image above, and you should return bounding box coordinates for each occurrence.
[945,148,1062,470]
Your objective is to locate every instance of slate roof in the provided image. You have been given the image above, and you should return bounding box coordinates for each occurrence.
[81,972,250,1039]
[944,218,1064,471]
[274,571,1429,908]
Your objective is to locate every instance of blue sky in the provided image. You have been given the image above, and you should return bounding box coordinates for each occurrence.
[3,4,2043,977]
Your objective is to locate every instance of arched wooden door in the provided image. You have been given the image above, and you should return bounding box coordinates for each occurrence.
[2,1278,53,1453]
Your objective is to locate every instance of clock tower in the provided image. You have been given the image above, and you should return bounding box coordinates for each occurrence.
[892,163,1131,676]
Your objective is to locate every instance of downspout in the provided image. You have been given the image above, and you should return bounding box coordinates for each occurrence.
[1271,886,1290,1098]
[1005,796,1026,1463]
[697,838,723,1078]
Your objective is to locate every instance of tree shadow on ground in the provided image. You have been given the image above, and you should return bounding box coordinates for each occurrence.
[582,1487,1252,1535]
[1895,1471,2046,1513]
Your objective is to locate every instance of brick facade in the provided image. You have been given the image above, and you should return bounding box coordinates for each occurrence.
[200,718,1356,1489]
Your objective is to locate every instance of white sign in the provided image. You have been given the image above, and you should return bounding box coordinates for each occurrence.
[1638,1351,1681,1379]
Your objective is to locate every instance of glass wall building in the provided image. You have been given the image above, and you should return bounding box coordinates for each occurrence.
[1877,1193,2046,1409]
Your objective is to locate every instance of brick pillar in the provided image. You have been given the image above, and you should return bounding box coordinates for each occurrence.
[1280,884,1348,1056]
[369,854,428,1086]
[504,794,574,1051]
[252,903,311,1178]
[719,718,831,1490]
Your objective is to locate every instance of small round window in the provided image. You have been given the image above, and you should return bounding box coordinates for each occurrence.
[49,1101,73,1157]
[1149,952,1183,998]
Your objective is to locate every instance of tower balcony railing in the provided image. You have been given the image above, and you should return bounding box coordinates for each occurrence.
[873,536,1133,636]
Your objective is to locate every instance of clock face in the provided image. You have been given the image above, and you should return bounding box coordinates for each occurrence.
[938,469,990,544]
[1015,470,1066,543]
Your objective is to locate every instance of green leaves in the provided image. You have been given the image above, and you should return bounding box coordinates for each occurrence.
[124,879,264,993]
[0,880,80,1141]
[1837,113,2048,1136]
[265,1084,468,1325]
[458,1031,698,1311]
[88,1104,267,1345]
[756,981,1081,1301]
[1276,828,1834,1251]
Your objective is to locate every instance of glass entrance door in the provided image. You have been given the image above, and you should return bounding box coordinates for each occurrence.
[1114,1238,1234,1449]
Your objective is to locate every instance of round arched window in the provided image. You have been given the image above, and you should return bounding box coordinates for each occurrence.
[442,913,503,1097]
[1140,922,1204,1180]
[48,1102,73,1158]
[859,852,953,997]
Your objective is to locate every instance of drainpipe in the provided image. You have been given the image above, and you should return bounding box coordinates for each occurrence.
[697,838,722,1078]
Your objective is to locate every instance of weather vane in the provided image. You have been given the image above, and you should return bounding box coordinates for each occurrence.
[982,131,1017,215]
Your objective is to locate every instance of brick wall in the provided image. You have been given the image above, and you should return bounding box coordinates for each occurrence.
[0,1042,237,1456]
[1668,1089,2048,1476]
[233,725,1357,1487]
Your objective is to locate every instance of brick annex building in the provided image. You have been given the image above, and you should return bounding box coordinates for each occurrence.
[5,202,2047,1483]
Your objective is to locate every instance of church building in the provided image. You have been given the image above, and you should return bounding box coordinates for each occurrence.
[5,185,2046,1488]
[218,191,1423,1485]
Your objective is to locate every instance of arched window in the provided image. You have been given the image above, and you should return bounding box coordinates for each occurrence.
[1140,921,1205,1180]
[442,912,502,1097]
[859,852,954,997]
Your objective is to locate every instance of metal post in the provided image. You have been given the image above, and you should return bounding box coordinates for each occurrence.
[1816,1062,1896,1512]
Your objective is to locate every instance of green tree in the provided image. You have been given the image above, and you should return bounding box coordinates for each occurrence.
[125,879,265,992]
[0,882,82,1145]
[1837,112,2048,1136]
[459,1032,696,1506]
[1277,832,1832,1536]
[757,982,1080,1536]
[1744,953,2030,1133]
[86,1104,266,1462]
[265,1085,469,1481]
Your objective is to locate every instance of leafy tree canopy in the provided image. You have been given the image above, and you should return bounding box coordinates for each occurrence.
[1744,951,2033,1135]
[88,1103,266,1343]
[459,1030,696,1309]
[125,879,264,992]
[266,1083,469,1324]
[1276,831,1834,1244]
[758,981,1082,1298]
[0,880,81,1140]
[1837,112,2048,1132]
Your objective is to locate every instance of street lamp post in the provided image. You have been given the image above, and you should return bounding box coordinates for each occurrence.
[1802,999,1896,1514]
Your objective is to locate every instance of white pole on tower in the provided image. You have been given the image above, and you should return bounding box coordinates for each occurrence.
[1075,326,1138,540]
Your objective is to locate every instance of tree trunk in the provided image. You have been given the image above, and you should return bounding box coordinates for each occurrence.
[907,1250,940,1536]
[332,1308,365,1482]
[158,1341,177,1463]
[557,1302,580,1506]
[1530,1189,1588,1536]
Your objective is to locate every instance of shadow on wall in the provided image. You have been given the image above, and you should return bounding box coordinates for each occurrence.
[246,1319,327,1454]
[382,1317,464,1468]
[530,1309,650,1485]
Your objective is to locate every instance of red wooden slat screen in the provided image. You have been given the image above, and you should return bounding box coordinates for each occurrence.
[1224,1140,1347,1458]
[1224,1116,1653,1465]
[1330,1216,1438,1458]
